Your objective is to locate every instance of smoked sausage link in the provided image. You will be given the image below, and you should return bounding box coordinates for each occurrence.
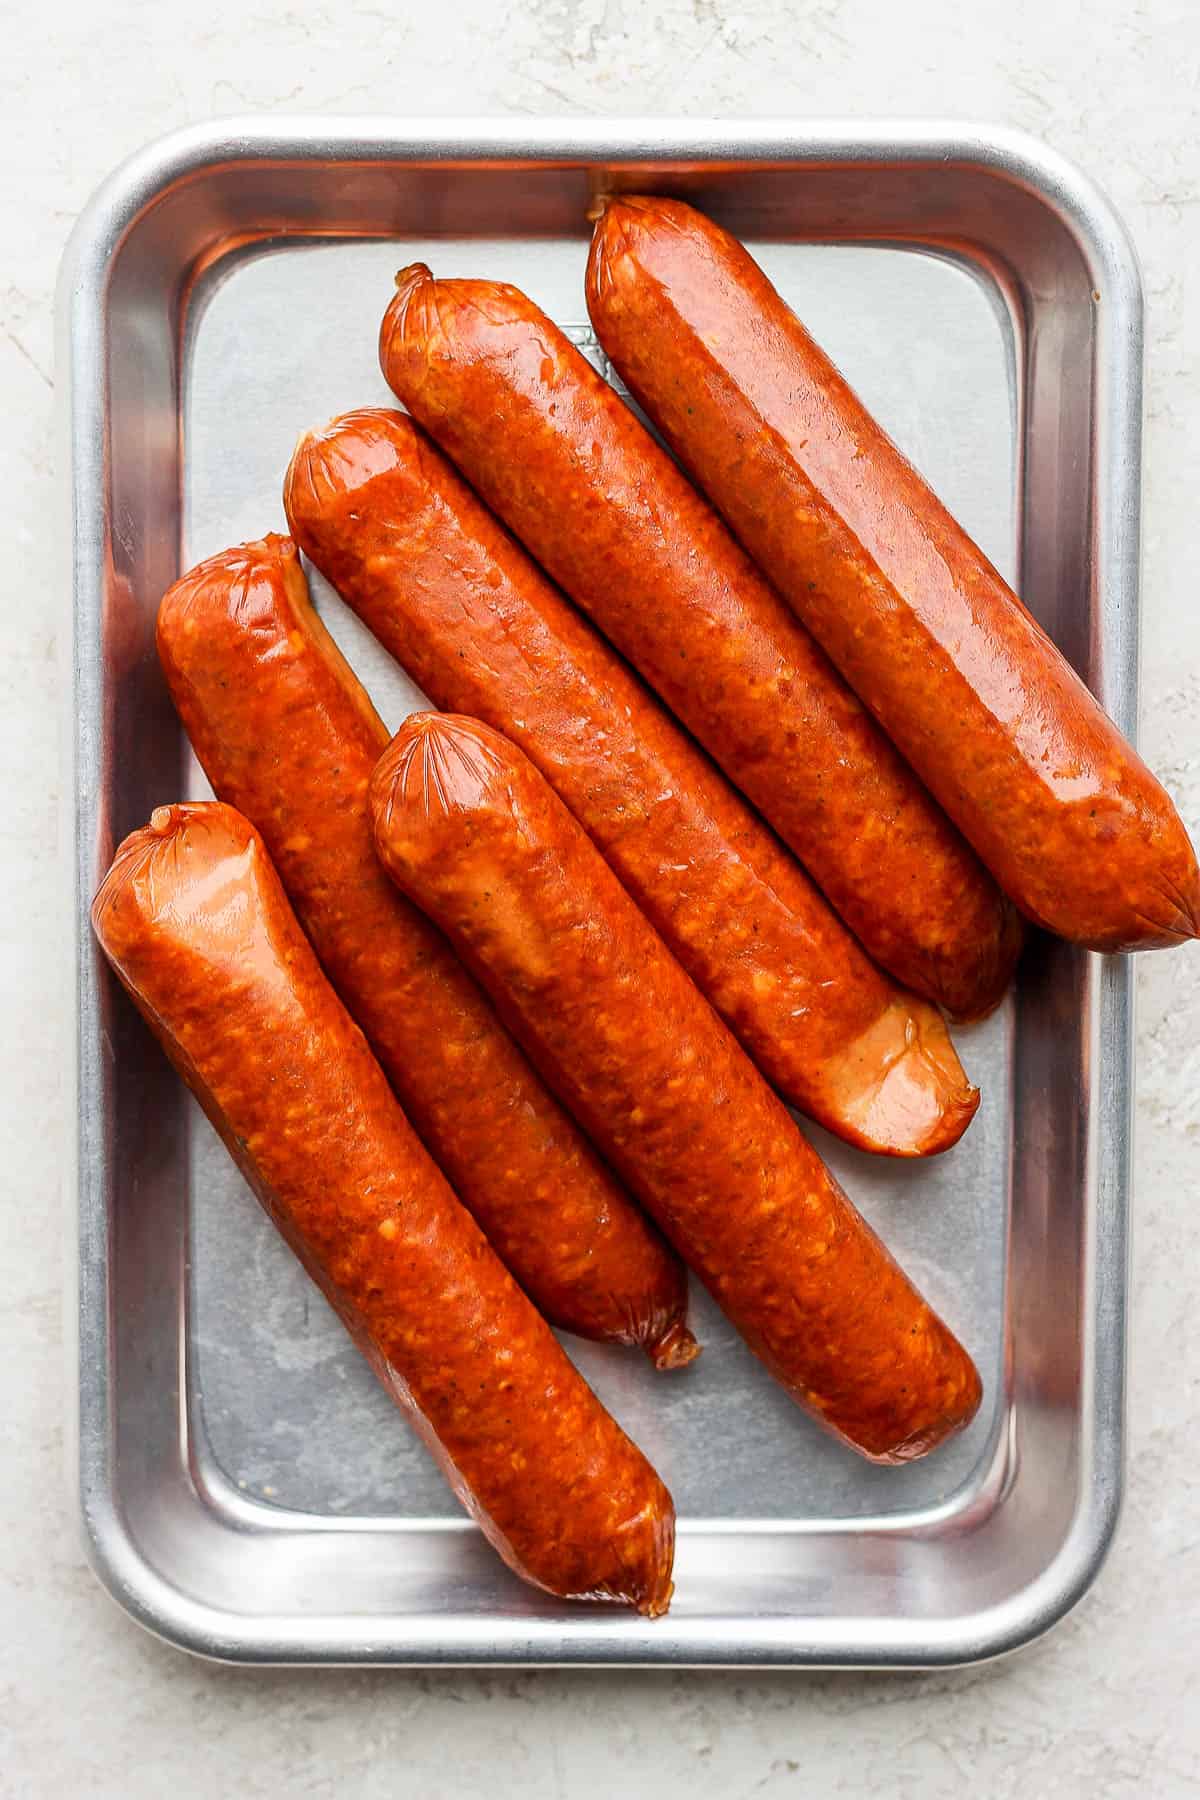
[157,536,695,1367]
[285,409,979,1160]
[586,194,1200,953]
[378,263,1022,1019]
[92,801,676,1614]
[371,716,984,1465]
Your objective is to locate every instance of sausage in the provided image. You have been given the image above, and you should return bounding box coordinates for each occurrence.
[378,264,1022,1018]
[586,194,1200,953]
[156,535,694,1368]
[91,800,675,1614]
[371,716,983,1463]
[285,409,979,1159]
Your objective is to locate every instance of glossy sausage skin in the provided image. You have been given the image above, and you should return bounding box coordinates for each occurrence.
[371,717,983,1464]
[157,537,694,1368]
[587,195,1200,953]
[285,409,979,1159]
[378,264,1022,1018]
[92,802,675,1613]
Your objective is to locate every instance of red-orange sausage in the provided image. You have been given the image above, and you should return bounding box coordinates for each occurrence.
[379,264,1022,1019]
[371,716,983,1465]
[285,409,979,1160]
[157,536,694,1367]
[92,802,675,1612]
[587,194,1200,953]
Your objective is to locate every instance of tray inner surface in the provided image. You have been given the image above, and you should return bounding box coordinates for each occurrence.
[181,235,1015,1527]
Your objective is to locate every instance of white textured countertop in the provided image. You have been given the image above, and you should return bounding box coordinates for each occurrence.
[4,1,1199,1794]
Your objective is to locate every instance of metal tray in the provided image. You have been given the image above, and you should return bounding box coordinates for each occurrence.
[60,119,1139,1667]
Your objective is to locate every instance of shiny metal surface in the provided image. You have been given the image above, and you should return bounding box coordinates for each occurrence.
[60,119,1139,1666]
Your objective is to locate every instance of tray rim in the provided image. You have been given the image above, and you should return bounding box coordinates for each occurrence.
[60,115,1140,1669]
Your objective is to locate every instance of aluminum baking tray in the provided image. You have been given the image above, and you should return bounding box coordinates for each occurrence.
[60,119,1139,1667]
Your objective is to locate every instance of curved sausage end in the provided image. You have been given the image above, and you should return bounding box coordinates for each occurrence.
[871,1358,984,1466]
[380,263,438,392]
[825,1000,981,1159]
[156,533,298,672]
[284,408,424,536]
[943,901,1026,1024]
[370,708,510,848]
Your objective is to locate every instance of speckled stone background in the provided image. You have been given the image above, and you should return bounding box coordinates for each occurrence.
[3,2,1199,1795]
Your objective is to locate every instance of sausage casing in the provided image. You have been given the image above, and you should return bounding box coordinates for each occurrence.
[371,716,984,1464]
[92,801,676,1613]
[378,263,1022,1018]
[156,536,694,1366]
[285,409,979,1159]
[586,194,1200,953]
